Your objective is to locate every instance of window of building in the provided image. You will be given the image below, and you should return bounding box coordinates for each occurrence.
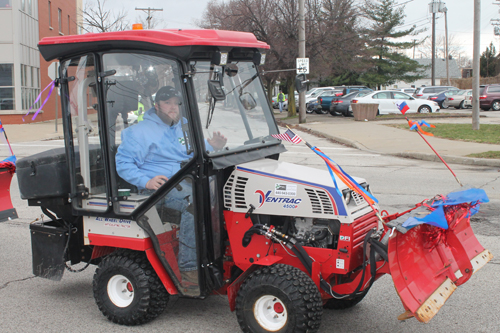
[27,0,32,15]
[0,64,15,111]
[21,0,25,11]
[20,64,40,111]
[58,8,62,34]
[0,0,12,9]
[48,1,52,28]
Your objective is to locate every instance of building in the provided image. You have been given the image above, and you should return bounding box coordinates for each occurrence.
[389,58,462,90]
[0,0,78,124]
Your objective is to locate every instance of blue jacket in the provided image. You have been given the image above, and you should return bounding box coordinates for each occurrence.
[116,107,209,190]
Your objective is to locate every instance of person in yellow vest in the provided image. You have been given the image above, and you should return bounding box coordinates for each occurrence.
[133,101,145,122]
[277,91,286,113]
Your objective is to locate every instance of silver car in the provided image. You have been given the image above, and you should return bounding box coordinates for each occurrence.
[413,86,459,99]
[444,89,472,109]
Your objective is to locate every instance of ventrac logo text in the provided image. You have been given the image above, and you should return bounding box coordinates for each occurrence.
[255,190,302,209]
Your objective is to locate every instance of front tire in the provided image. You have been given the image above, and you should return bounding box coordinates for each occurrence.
[492,100,500,111]
[93,249,169,326]
[418,105,432,113]
[236,264,323,333]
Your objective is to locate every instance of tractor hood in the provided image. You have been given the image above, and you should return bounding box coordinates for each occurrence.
[224,159,374,222]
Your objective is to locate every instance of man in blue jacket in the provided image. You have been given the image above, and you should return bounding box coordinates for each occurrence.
[116,85,226,294]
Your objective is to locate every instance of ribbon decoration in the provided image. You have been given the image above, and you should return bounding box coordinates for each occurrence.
[407,119,436,136]
[23,80,56,122]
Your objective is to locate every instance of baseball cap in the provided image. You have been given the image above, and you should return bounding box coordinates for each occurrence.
[155,86,181,104]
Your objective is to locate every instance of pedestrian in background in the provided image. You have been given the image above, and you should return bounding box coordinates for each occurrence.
[277,90,286,113]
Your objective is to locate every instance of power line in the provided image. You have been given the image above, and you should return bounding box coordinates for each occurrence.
[135,7,163,29]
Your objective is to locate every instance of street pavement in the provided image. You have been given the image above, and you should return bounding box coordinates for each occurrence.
[3,110,500,167]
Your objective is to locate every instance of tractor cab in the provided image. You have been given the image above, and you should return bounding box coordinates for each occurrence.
[21,29,283,296]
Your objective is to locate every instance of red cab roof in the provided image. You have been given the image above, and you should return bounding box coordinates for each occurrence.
[39,29,270,50]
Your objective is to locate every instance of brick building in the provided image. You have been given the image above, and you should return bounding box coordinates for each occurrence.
[0,0,78,124]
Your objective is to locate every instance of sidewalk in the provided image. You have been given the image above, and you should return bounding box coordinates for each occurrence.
[275,111,500,167]
[3,113,500,167]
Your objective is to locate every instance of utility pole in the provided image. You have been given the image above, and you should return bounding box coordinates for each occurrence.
[298,0,306,123]
[444,7,449,85]
[431,8,436,85]
[412,39,417,59]
[135,7,163,29]
[472,0,480,130]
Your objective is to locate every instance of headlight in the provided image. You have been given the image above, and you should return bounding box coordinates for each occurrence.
[342,189,351,205]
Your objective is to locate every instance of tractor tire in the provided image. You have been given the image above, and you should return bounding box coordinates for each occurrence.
[235,264,323,333]
[93,249,169,326]
[323,291,368,310]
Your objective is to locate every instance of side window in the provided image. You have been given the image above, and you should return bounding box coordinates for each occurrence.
[373,92,390,99]
[434,88,446,93]
[62,54,107,211]
[488,86,500,93]
[393,92,410,100]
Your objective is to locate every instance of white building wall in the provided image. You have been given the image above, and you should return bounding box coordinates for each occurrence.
[0,0,39,114]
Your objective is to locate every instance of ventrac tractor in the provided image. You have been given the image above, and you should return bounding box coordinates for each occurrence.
[17,28,492,332]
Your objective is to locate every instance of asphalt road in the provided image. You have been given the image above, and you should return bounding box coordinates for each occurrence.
[0,129,498,333]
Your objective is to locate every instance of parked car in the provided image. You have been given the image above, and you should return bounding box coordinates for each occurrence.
[428,89,465,109]
[315,90,344,113]
[330,90,372,116]
[304,87,336,100]
[479,84,500,111]
[352,90,440,114]
[333,85,371,95]
[413,86,459,99]
[392,88,416,94]
[444,89,472,109]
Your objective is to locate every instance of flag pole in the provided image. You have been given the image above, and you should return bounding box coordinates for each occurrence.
[405,117,463,187]
[285,126,385,226]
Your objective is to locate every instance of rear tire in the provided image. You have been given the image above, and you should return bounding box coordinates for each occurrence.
[315,108,328,114]
[418,105,432,113]
[236,264,323,333]
[458,101,465,109]
[492,100,500,111]
[93,249,169,326]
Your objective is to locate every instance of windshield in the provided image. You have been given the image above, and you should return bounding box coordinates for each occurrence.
[192,61,280,155]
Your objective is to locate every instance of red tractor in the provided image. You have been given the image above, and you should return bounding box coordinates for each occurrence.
[17,28,491,332]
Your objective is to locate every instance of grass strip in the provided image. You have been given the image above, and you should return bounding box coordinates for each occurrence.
[387,123,500,144]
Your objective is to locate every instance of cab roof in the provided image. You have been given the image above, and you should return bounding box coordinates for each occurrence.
[38,29,270,61]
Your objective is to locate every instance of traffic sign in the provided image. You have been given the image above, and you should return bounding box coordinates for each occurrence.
[296,58,309,74]
[48,62,59,80]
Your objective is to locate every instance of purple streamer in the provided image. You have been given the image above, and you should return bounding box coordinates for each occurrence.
[23,80,56,122]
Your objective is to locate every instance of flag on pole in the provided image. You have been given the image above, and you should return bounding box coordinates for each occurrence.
[396,100,410,114]
[271,129,303,144]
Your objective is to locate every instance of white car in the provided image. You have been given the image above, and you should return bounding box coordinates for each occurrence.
[352,90,440,114]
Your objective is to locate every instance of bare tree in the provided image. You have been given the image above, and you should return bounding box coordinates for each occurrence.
[417,34,464,60]
[81,0,129,33]
[134,14,167,30]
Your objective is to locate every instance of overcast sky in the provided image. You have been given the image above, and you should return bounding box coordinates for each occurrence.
[104,0,500,58]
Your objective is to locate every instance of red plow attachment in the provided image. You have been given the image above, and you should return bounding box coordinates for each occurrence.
[386,191,492,322]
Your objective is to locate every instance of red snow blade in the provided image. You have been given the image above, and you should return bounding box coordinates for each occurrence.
[388,212,492,323]
[0,167,17,222]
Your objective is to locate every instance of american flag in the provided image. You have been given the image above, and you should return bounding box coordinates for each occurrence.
[271,129,302,144]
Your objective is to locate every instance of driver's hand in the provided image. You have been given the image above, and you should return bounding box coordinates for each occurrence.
[146,175,169,190]
[208,131,227,151]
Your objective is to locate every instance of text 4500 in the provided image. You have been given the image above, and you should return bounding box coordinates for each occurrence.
[283,204,298,209]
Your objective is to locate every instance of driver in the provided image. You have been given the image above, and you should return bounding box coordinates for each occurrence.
[116,85,226,292]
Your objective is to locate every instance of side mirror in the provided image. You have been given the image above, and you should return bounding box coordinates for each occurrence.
[239,92,257,110]
[208,80,226,101]
[295,74,308,93]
